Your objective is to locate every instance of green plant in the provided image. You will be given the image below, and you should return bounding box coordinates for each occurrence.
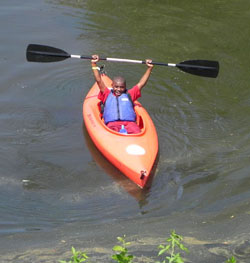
[111,235,134,263]
[226,256,236,263]
[59,246,89,263]
[157,230,188,263]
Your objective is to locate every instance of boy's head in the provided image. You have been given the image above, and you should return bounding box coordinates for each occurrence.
[112,76,126,96]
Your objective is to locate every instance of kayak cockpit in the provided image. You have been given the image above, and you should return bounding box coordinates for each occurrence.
[97,101,145,135]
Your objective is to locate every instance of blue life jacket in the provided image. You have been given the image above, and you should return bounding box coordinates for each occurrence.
[103,91,136,124]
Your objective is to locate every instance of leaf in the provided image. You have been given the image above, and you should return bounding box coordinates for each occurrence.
[79,254,88,262]
[165,245,171,251]
[179,244,188,252]
[116,254,123,261]
[117,236,125,243]
[112,254,118,260]
[71,247,76,255]
[158,248,167,256]
[83,253,88,259]
[175,257,184,263]
[226,256,237,263]
[172,253,184,263]
[113,245,124,252]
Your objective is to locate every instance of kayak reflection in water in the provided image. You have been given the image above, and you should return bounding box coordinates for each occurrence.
[91,54,154,134]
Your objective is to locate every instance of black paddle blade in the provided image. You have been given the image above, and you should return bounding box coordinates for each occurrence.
[177,60,219,78]
[26,44,70,63]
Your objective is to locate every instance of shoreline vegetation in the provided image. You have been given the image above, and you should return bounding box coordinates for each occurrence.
[59,231,236,263]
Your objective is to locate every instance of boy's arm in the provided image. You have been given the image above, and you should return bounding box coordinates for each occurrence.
[136,59,154,91]
[91,55,107,93]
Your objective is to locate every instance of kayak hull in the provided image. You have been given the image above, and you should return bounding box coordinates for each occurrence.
[83,74,158,188]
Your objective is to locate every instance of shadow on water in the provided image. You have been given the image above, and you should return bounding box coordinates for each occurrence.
[82,124,159,206]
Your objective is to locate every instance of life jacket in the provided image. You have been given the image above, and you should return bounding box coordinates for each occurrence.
[103,91,136,124]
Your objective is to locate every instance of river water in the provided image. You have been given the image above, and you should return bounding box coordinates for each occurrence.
[1,0,250,262]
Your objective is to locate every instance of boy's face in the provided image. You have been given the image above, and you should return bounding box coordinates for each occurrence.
[112,80,126,96]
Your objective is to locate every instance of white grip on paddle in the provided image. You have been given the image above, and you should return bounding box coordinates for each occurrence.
[106,57,143,64]
[167,63,176,67]
[71,54,81,59]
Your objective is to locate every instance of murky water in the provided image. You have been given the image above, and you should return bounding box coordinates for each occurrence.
[1,0,250,262]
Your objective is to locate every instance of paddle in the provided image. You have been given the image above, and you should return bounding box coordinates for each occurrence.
[26,44,219,78]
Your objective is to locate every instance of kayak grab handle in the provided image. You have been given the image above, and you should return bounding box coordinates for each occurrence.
[140,170,147,180]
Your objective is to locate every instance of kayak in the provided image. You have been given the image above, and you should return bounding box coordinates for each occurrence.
[83,74,158,188]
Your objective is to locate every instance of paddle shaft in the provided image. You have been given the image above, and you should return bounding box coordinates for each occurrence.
[26,44,219,78]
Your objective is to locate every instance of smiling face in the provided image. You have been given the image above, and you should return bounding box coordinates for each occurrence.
[112,76,126,96]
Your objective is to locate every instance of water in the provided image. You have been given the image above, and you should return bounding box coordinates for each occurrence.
[1,0,250,262]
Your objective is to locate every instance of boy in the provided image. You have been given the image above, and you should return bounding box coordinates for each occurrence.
[91,55,153,134]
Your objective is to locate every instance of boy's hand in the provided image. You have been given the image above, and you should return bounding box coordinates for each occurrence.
[146,59,154,68]
[91,54,99,64]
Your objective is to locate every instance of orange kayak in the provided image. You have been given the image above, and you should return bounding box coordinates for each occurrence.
[83,74,158,188]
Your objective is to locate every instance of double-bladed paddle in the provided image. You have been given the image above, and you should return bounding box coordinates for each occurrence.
[26,44,219,78]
